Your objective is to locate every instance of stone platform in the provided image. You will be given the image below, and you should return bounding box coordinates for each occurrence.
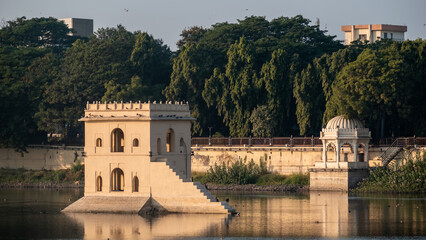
[309,168,369,191]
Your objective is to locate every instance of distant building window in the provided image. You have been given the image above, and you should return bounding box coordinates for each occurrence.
[384,32,388,39]
[358,34,367,41]
[390,33,393,39]
[96,138,102,147]
[133,138,139,147]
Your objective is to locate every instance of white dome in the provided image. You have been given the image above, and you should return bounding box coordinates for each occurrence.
[325,115,364,129]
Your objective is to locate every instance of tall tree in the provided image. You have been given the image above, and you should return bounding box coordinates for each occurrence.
[294,64,324,136]
[0,17,77,48]
[203,37,259,137]
[165,15,342,137]
[324,41,426,137]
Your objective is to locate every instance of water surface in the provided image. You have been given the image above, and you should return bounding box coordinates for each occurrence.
[0,188,424,239]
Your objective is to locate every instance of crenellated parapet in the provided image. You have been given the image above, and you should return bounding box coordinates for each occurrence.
[80,101,194,121]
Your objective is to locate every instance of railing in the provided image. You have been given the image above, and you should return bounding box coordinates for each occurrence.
[26,137,426,149]
[191,136,321,147]
[192,137,426,147]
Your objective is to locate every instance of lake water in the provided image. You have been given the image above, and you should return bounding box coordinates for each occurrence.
[0,188,424,239]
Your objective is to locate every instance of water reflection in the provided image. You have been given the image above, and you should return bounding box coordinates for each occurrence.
[212,191,425,238]
[0,188,424,239]
[65,213,230,239]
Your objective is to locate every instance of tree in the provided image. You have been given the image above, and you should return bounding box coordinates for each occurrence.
[0,16,77,48]
[259,49,297,136]
[0,47,50,149]
[324,41,426,137]
[203,37,259,137]
[165,15,342,137]
[36,26,172,141]
[250,105,275,137]
[294,64,324,136]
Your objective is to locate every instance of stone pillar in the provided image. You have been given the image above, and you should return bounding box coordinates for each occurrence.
[336,141,341,167]
[353,142,358,162]
[364,143,369,163]
[323,141,327,167]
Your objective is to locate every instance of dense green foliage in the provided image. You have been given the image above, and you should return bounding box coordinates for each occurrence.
[0,17,171,149]
[324,40,426,137]
[354,153,425,193]
[165,16,342,137]
[0,16,425,150]
[205,157,267,184]
[0,161,84,184]
[194,157,309,186]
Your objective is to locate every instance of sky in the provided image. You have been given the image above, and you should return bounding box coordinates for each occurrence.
[1,0,425,50]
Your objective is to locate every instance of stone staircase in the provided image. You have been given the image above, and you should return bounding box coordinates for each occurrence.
[193,181,235,213]
[380,138,412,167]
[158,161,236,214]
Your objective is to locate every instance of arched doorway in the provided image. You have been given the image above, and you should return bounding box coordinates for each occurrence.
[111,128,124,152]
[358,143,366,162]
[96,176,102,192]
[111,168,124,191]
[132,176,139,192]
[166,129,175,152]
[326,143,336,162]
[340,143,354,162]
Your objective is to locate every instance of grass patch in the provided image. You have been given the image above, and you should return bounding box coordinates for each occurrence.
[353,152,425,193]
[0,161,84,184]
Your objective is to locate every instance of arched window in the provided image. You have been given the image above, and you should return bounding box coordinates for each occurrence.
[132,176,139,192]
[111,168,124,191]
[157,138,162,155]
[96,138,102,147]
[96,176,102,192]
[133,138,139,147]
[111,128,124,152]
[166,129,175,152]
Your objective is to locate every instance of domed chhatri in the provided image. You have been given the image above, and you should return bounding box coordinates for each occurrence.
[319,115,371,169]
[311,115,372,191]
[325,115,364,130]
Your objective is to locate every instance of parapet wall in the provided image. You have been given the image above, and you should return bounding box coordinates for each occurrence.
[84,101,191,118]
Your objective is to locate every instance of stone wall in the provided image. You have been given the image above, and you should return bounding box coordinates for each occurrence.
[0,146,84,170]
[1,145,423,173]
[191,146,425,175]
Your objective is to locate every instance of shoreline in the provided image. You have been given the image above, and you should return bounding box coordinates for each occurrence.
[0,182,83,189]
[0,182,308,193]
[205,183,309,193]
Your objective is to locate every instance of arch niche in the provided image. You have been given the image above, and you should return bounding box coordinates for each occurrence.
[111,128,124,152]
[132,176,139,192]
[111,168,124,191]
[96,176,102,192]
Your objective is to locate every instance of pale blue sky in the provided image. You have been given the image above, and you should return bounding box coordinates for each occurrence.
[1,0,425,50]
